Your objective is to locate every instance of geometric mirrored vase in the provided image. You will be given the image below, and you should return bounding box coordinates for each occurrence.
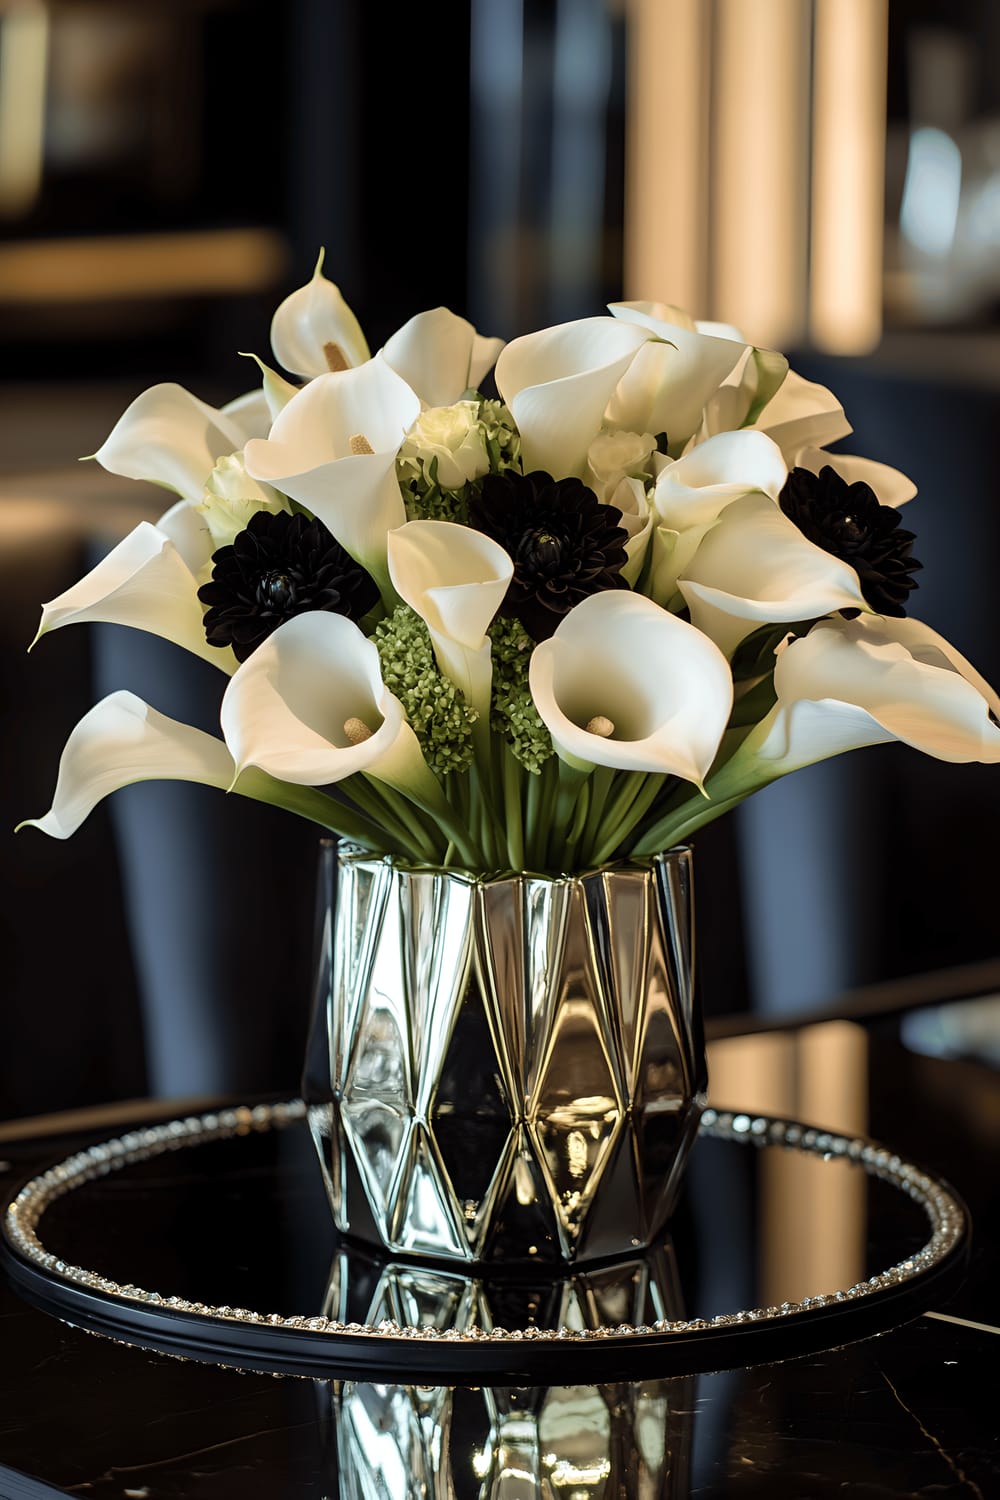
[304,841,706,1266]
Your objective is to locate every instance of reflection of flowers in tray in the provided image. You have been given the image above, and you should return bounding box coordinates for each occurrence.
[22,255,1000,871]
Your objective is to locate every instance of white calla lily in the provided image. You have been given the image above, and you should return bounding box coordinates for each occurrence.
[607,476,654,585]
[31,520,235,672]
[383,307,504,407]
[270,249,370,378]
[240,352,300,421]
[678,492,868,657]
[93,383,250,502]
[653,430,787,529]
[387,520,513,722]
[528,590,732,784]
[495,316,651,478]
[792,447,917,508]
[243,354,420,595]
[646,431,787,605]
[220,611,436,799]
[221,387,273,441]
[745,614,1000,772]
[608,302,748,452]
[747,369,851,458]
[19,690,373,844]
[18,692,237,839]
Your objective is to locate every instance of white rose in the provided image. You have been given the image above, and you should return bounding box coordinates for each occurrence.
[399,400,491,490]
[586,429,656,500]
[196,453,286,553]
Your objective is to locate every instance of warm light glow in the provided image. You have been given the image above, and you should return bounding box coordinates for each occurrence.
[709,1021,868,1304]
[624,0,709,310]
[712,0,811,346]
[0,229,290,303]
[0,1,50,218]
[810,0,888,352]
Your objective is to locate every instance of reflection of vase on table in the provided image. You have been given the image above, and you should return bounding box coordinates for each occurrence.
[321,1236,692,1499]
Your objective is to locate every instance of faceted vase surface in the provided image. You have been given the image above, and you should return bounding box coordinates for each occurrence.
[303,841,706,1267]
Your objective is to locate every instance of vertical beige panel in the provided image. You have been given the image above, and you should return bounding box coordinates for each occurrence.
[810,0,888,352]
[623,0,709,312]
[0,3,50,219]
[712,0,811,347]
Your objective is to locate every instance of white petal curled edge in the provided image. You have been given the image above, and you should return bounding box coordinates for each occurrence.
[653,430,788,531]
[382,307,504,408]
[220,611,430,794]
[31,521,236,672]
[243,356,420,587]
[792,447,918,508]
[269,250,370,379]
[387,520,513,720]
[678,493,868,657]
[750,370,852,458]
[495,316,651,478]
[19,692,237,839]
[608,303,747,450]
[528,590,732,784]
[749,615,1000,770]
[93,384,249,502]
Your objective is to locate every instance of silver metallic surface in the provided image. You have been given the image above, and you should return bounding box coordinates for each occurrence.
[305,844,706,1264]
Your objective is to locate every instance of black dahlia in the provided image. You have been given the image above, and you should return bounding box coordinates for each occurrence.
[198,509,379,662]
[468,469,629,640]
[779,465,921,617]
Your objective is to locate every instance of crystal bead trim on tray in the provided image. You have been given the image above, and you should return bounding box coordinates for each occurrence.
[2,1101,966,1344]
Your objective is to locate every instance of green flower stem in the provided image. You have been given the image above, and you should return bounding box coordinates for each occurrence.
[502,746,525,872]
[356,776,442,863]
[562,781,592,868]
[524,764,544,869]
[630,750,779,856]
[578,765,616,857]
[234,770,395,854]
[588,772,666,867]
[547,759,591,868]
[578,770,648,865]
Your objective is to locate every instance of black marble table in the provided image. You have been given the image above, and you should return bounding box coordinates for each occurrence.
[0,988,997,1497]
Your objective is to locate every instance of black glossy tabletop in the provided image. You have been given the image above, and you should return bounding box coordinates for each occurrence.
[0,995,997,1498]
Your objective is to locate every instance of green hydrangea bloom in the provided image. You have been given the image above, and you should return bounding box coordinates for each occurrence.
[373,606,476,776]
[398,394,522,524]
[489,616,553,774]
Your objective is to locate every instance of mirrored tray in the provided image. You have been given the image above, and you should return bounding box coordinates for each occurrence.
[1,1100,968,1381]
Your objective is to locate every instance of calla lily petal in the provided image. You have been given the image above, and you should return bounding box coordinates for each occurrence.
[220,611,430,794]
[528,591,732,783]
[608,304,748,451]
[793,447,917,507]
[243,355,420,590]
[750,615,1000,769]
[388,520,513,719]
[156,498,215,576]
[678,492,868,657]
[382,307,504,407]
[221,387,272,441]
[654,430,788,530]
[19,691,237,839]
[270,249,370,379]
[495,316,651,477]
[749,369,851,457]
[240,352,300,420]
[93,384,248,502]
[32,520,235,672]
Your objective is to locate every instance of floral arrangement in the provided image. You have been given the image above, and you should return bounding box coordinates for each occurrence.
[23,256,1000,873]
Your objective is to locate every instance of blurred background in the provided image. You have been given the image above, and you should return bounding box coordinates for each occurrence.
[3,0,999,1118]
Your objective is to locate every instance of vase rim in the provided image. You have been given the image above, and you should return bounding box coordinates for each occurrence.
[322,837,692,886]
